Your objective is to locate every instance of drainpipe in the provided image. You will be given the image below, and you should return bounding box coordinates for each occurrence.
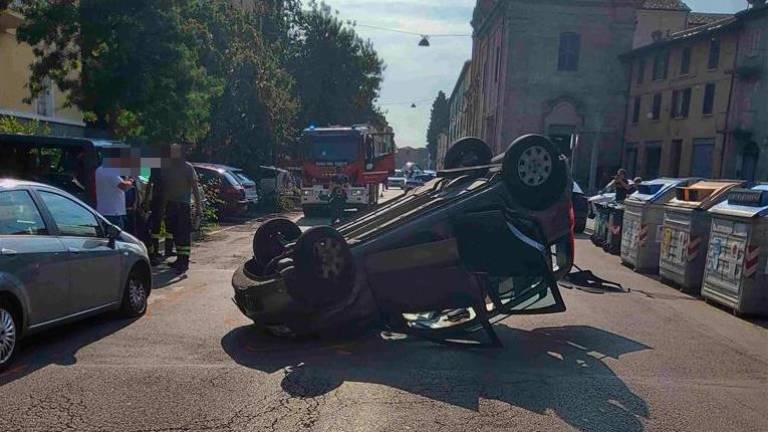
[720,26,742,178]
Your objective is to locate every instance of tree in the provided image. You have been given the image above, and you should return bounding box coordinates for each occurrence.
[426,91,450,164]
[188,1,297,172]
[16,0,218,144]
[289,1,386,129]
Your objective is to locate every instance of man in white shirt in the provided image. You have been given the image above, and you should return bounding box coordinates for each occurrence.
[95,153,134,229]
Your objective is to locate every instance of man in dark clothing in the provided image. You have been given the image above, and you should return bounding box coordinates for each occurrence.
[148,167,171,265]
[613,169,632,202]
[329,167,349,224]
[163,144,203,273]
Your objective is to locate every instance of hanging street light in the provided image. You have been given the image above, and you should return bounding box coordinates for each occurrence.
[418,36,431,47]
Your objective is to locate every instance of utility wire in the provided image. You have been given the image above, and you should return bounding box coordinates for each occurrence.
[354,23,470,37]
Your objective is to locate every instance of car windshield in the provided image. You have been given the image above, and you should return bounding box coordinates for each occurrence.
[308,134,359,162]
[231,170,255,185]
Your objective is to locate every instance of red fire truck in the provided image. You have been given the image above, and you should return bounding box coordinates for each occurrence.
[299,124,396,216]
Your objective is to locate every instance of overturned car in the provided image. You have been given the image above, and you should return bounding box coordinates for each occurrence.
[232,135,575,345]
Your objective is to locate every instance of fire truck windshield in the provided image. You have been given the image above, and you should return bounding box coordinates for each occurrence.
[308,134,360,162]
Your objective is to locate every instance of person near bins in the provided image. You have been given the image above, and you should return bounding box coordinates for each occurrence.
[613,169,632,202]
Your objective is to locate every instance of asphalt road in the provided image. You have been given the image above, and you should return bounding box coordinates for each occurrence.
[1,195,766,432]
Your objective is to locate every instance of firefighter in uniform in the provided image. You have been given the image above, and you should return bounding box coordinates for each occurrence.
[147,164,178,265]
[163,144,203,273]
[329,167,349,224]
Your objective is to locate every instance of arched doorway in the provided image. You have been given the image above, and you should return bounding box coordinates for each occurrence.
[740,141,759,181]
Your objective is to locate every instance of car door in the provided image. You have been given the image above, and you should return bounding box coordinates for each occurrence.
[37,190,122,314]
[0,189,70,326]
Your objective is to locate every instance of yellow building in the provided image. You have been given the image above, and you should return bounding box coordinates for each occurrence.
[0,3,84,136]
[623,16,740,179]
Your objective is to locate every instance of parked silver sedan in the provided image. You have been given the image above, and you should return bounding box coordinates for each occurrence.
[0,179,152,371]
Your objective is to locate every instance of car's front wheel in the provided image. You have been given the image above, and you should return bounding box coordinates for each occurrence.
[121,269,149,317]
[0,301,19,372]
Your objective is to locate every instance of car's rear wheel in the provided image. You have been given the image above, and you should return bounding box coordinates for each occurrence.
[0,301,19,372]
[253,218,302,266]
[502,134,568,211]
[292,227,356,310]
[121,269,149,317]
[443,137,493,169]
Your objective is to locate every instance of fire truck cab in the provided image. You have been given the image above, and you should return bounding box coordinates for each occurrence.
[299,125,395,217]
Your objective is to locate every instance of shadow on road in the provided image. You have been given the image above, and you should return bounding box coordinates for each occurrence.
[0,314,138,386]
[222,324,651,431]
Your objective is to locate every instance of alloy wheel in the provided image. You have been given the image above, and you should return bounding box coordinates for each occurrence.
[517,145,553,187]
[128,278,147,313]
[0,307,17,366]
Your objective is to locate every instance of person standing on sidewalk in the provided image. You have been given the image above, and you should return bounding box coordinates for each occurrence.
[163,144,203,274]
[148,165,172,266]
[95,151,134,229]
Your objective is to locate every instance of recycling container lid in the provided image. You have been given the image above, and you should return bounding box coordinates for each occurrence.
[627,177,698,204]
[709,184,768,218]
[666,180,744,210]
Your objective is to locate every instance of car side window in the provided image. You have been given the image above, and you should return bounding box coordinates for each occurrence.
[0,190,48,236]
[38,191,101,238]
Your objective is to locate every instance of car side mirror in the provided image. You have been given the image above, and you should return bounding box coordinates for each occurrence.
[105,223,121,241]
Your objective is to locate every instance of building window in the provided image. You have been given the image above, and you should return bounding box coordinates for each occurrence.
[652,50,669,80]
[680,47,692,75]
[652,93,662,120]
[557,32,581,72]
[702,83,716,115]
[637,58,645,84]
[691,138,715,177]
[632,96,641,124]
[645,143,662,179]
[708,38,720,69]
[671,88,692,118]
[749,29,762,56]
[669,139,683,177]
[36,78,54,117]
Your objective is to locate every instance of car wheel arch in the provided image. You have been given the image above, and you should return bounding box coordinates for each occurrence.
[0,290,26,338]
[126,260,152,297]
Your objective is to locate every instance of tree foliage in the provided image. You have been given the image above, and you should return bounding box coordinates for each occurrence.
[188,1,297,172]
[289,1,386,129]
[16,0,218,144]
[15,0,387,168]
[426,91,450,164]
[0,116,51,136]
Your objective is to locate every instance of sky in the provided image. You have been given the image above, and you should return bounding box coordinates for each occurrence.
[325,0,749,149]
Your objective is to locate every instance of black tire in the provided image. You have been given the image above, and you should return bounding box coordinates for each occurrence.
[443,137,493,169]
[502,134,568,211]
[0,300,20,373]
[291,226,356,310]
[121,269,149,317]
[252,218,302,265]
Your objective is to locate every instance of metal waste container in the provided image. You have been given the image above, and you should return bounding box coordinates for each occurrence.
[621,178,698,273]
[604,202,625,255]
[659,180,744,294]
[591,201,611,247]
[702,185,768,315]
